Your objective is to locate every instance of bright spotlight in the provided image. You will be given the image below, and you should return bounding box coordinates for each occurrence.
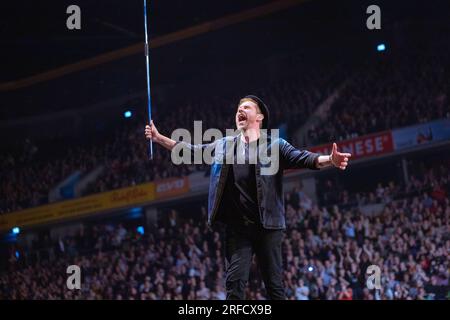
[124,110,132,118]
[377,43,386,52]
[137,226,145,235]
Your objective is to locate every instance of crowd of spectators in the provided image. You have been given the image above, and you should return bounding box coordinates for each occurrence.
[318,157,450,209]
[306,49,450,146]
[1,155,448,300]
[0,140,100,213]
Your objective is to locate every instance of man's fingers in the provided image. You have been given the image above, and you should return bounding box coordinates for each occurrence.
[337,152,351,157]
[339,152,352,157]
[145,125,152,139]
[332,143,337,154]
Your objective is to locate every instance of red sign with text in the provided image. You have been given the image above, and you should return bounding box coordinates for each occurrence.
[309,131,394,160]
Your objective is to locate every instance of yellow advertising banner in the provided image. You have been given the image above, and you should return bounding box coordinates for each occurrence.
[0,182,156,232]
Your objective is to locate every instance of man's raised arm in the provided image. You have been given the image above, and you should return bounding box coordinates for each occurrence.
[145,121,177,151]
[144,121,217,153]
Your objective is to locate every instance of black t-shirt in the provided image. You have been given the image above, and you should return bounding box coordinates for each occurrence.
[223,139,261,226]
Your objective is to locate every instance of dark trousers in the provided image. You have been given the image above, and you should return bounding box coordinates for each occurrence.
[224,223,286,300]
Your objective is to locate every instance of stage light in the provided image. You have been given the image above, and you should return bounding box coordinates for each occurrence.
[308,266,314,272]
[15,251,20,259]
[137,226,145,235]
[12,227,20,235]
[124,110,132,118]
[377,43,386,52]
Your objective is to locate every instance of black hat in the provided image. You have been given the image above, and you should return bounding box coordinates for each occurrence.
[244,94,270,129]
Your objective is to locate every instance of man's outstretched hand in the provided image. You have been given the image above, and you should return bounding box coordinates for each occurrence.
[330,143,351,170]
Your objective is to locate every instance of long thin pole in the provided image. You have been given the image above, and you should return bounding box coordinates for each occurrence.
[143,0,153,160]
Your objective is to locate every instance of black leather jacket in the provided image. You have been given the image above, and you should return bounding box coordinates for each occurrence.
[175,133,320,229]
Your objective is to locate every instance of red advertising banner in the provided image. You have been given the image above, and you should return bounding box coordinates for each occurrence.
[309,131,394,160]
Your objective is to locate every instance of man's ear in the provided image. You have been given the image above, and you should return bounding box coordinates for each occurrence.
[256,114,264,122]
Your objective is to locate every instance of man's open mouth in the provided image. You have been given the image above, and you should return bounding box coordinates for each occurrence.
[237,113,247,122]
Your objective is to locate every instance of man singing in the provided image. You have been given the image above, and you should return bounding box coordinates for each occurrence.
[145,95,351,299]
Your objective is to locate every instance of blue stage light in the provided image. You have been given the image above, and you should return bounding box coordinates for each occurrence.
[377,43,386,52]
[137,226,145,235]
[124,110,132,118]
[12,227,20,235]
